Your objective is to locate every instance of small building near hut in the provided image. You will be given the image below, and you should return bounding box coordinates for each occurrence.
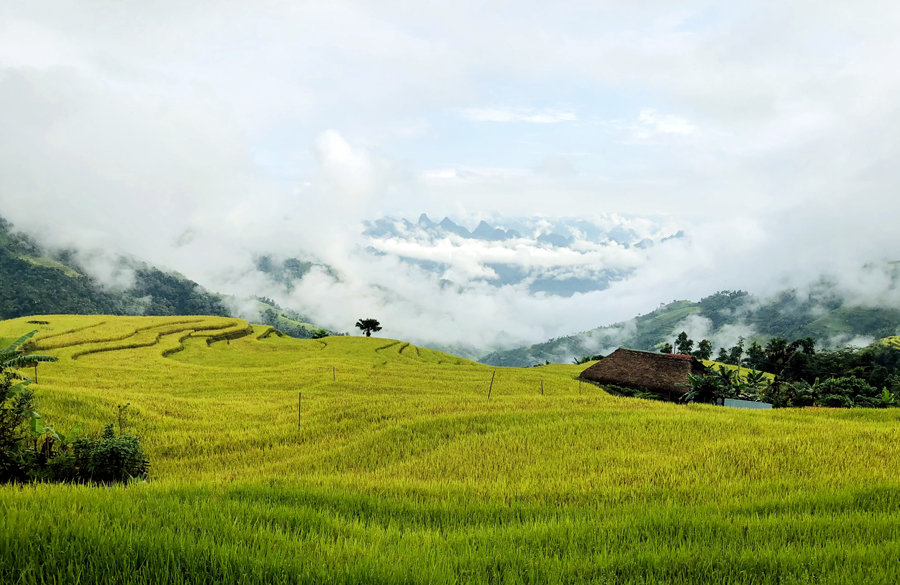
[579,348,707,399]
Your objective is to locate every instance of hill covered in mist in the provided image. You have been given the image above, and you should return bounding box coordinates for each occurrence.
[0,216,339,338]
[0,217,231,319]
[480,284,900,367]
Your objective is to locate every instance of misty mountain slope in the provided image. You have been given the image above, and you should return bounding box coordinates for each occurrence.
[478,300,702,367]
[253,297,343,338]
[0,217,229,320]
[480,288,900,367]
[0,218,119,317]
[253,255,339,291]
[797,307,900,344]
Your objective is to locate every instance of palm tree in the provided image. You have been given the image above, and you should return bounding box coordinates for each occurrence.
[765,338,793,374]
[354,319,382,337]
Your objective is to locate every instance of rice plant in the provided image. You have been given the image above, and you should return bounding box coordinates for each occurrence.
[1,315,899,584]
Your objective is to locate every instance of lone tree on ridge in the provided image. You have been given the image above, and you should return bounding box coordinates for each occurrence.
[355,318,382,337]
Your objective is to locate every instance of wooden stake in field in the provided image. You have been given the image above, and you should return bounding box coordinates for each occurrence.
[34,363,38,384]
[298,392,302,428]
[541,380,544,395]
[488,371,495,399]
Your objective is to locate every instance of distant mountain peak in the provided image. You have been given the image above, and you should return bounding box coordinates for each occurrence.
[536,233,571,247]
[472,220,519,241]
[439,217,471,238]
[472,220,498,240]
[661,230,685,242]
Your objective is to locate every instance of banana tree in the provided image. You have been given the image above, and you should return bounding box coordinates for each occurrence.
[683,366,767,404]
[682,371,724,404]
[1,330,58,383]
[27,406,82,460]
[740,368,770,400]
[1,330,59,445]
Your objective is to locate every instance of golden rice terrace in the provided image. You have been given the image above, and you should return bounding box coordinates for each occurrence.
[1,315,900,584]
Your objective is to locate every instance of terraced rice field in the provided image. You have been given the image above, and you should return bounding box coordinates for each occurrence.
[2,315,900,584]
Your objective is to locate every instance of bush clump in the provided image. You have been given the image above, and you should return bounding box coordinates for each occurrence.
[1,367,149,485]
[765,376,895,409]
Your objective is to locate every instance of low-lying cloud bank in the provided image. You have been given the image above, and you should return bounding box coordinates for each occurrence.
[4,171,898,358]
[361,213,682,293]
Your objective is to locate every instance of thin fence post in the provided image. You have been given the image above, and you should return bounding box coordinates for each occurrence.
[34,363,38,385]
[541,380,544,395]
[488,371,495,399]
[298,392,302,428]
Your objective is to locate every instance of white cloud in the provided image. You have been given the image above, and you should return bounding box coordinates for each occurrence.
[313,130,379,201]
[608,108,699,145]
[535,155,577,176]
[636,108,696,135]
[457,106,577,123]
[420,167,534,184]
[671,315,758,354]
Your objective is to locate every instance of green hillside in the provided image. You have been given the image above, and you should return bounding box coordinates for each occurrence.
[482,289,900,367]
[253,297,341,338]
[0,217,230,320]
[2,315,900,583]
[480,300,701,366]
[0,217,340,340]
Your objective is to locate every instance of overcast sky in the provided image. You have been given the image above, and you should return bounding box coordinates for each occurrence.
[2,1,900,351]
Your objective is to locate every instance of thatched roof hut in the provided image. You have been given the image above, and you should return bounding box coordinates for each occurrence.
[579,348,706,398]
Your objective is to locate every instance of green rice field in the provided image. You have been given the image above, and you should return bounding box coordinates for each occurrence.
[2,315,900,584]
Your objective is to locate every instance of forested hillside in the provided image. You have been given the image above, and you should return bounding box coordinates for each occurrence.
[0,217,228,320]
[481,286,900,367]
